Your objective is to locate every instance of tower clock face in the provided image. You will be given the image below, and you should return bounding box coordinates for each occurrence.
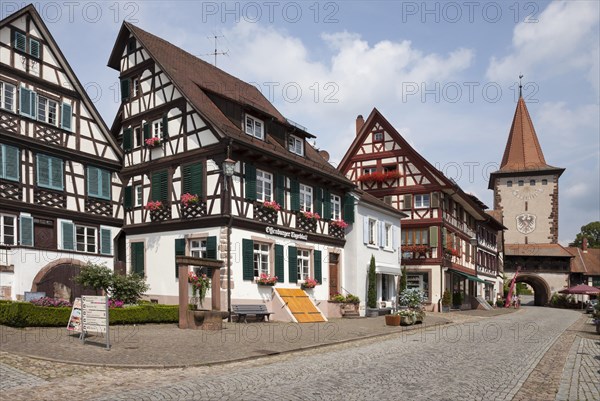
[511,186,544,200]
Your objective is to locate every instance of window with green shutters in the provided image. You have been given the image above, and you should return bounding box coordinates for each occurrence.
[162,115,169,139]
[0,144,19,181]
[143,122,150,141]
[242,239,254,281]
[151,170,168,203]
[87,166,111,200]
[61,103,72,131]
[123,128,133,151]
[206,236,217,259]
[275,174,285,207]
[131,242,145,276]
[124,185,133,210]
[61,221,74,250]
[174,238,186,278]
[36,154,63,190]
[182,162,203,197]
[275,244,284,282]
[100,228,112,255]
[13,31,26,52]
[19,215,33,246]
[29,38,40,58]
[288,246,297,283]
[314,250,322,283]
[314,188,323,217]
[245,163,257,201]
[120,78,130,102]
[323,189,332,219]
[343,194,355,223]
[290,179,300,211]
[19,87,36,119]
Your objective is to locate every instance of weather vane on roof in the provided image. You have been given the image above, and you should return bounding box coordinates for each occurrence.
[205,34,228,67]
[519,74,524,98]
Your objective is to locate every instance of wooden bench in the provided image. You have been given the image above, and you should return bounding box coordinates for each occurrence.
[232,304,272,323]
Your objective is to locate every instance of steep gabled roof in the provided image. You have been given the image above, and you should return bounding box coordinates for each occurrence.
[567,247,600,275]
[108,23,346,183]
[0,5,122,161]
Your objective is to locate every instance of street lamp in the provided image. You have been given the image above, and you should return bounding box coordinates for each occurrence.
[223,156,235,322]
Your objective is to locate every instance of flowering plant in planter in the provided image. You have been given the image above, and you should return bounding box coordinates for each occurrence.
[330,219,349,229]
[301,277,319,289]
[404,245,430,254]
[145,137,161,148]
[256,273,278,286]
[181,193,199,207]
[445,248,460,257]
[145,201,163,211]
[188,271,211,309]
[357,170,402,183]
[30,297,72,307]
[262,201,281,212]
[301,211,321,220]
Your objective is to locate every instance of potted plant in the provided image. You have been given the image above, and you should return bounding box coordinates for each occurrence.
[262,200,281,212]
[441,290,451,312]
[397,309,416,326]
[385,313,401,326]
[188,271,210,309]
[301,277,318,289]
[145,137,161,148]
[144,200,163,211]
[256,273,277,286]
[181,193,199,207]
[366,255,378,317]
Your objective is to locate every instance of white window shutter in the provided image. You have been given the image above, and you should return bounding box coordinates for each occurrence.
[363,216,369,244]
[393,227,400,250]
[378,221,384,247]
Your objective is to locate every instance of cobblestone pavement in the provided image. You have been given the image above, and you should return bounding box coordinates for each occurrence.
[0,307,588,401]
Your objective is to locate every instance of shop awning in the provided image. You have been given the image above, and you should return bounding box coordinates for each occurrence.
[376,264,401,275]
[450,269,487,284]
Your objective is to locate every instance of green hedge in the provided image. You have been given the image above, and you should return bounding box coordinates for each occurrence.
[0,302,179,328]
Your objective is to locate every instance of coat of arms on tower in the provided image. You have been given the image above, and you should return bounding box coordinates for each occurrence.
[516,213,536,234]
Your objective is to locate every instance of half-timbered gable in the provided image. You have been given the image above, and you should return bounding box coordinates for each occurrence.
[339,108,504,310]
[0,5,123,301]
[108,23,356,313]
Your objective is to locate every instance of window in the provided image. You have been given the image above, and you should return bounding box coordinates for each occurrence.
[530,180,536,186]
[36,154,63,190]
[331,194,341,220]
[152,119,164,139]
[383,165,397,173]
[288,135,304,156]
[0,144,19,181]
[407,273,429,301]
[299,184,313,212]
[384,223,392,248]
[134,185,143,207]
[0,214,16,245]
[131,242,145,275]
[132,126,140,147]
[132,77,140,97]
[19,87,36,119]
[363,167,376,175]
[37,96,58,125]
[127,37,136,54]
[29,38,40,58]
[373,132,384,141]
[87,166,111,200]
[401,228,429,245]
[542,179,548,185]
[0,82,15,111]
[13,31,26,52]
[190,239,207,258]
[414,194,430,208]
[61,103,72,131]
[368,218,377,245]
[297,249,310,281]
[256,169,273,202]
[76,225,96,253]
[245,115,264,139]
[507,180,512,187]
[518,180,524,186]
[253,243,270,278]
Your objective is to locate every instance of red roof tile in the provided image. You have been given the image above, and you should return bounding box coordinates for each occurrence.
[566,247,600,275]
[504,243,574,258]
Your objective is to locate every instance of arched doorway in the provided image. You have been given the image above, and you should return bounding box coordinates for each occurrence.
[31,259,98,302]
[515,273,551,306]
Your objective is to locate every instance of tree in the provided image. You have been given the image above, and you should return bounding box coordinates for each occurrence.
[74,263,149,304]
[570,221,600,248]
[367,255,377,309]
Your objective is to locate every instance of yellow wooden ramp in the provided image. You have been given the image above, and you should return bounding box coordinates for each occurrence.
[275,288,326,323]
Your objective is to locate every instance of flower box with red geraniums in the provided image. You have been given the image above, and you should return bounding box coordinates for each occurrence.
[181,193,199,208]
[145,201,163,211]
[357,170,402,183]
[145,137,161,148]
[330,219,349,229]
[262,201,281,212]
[445,248,460,257]
[404,245,430,254]
[256,273,278,286]
[301,277,319,289]
[300,211,321,221]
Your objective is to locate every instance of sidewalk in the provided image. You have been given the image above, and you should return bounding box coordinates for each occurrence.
[0,308,517,368]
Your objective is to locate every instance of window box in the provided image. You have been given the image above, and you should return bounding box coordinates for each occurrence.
[301,278,318,290]
[256,274,278,286]
[145,137,161,148]
[297,212,318,233]
[357,170,402,183]
[181,201,207,219]
[254,202,278,225]
[329,223,345,239]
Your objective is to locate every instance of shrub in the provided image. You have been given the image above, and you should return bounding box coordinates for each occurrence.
[74,262,112,294]
[367,255,377,309]
[74,263,149,304]
[441,290,452,307]
[399,288,425,308]
[496,299,504,307]
[345,294,360,304]
[30,297,72,307]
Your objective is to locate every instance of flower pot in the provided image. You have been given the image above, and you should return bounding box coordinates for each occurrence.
[301,284,315,290]
[442,305,450,313]
[400,315,415,326]
[366,308,379,317]
[385,314,401,326]
[415,311,426,323]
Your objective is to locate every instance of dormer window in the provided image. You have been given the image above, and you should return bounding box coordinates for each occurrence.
[374,132,384,141]
[245,115,264,140]
[288,135,304,156]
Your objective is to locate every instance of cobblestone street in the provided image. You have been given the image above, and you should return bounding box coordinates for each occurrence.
[1,307,597,401]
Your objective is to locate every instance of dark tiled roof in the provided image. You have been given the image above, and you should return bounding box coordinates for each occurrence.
[504,243,573,258]
[356,189,408,217]
[566,247,600,275]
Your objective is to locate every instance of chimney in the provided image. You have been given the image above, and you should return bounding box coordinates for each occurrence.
[356,115,364,136]
[582,237,588,253]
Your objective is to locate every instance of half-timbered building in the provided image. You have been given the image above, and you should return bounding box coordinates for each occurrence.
[339,109,504,311]
[0,6,124,301]
[108,22,356,317]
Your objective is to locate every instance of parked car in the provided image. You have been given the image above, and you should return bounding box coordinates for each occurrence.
[585,299,598,314]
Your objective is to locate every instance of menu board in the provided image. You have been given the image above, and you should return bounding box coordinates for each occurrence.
[81,295,108,333]
[66,297,82,333]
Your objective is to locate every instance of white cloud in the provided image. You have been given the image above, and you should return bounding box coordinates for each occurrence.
[486,1,599,91]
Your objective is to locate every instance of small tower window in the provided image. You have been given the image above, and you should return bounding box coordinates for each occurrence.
[530,180,536,186]
[518,180,524,186]
[507,181,512,187]
[542,179,548,185]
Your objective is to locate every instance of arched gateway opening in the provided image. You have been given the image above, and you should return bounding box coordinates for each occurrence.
[31,259,98,302]
[515,273,551,306]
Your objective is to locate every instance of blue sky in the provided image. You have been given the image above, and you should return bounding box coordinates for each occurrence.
[12,0,598,245]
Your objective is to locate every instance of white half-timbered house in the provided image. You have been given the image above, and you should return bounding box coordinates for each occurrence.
[108,23,356,317]
[339,109,504,311]
[0,6,124,301]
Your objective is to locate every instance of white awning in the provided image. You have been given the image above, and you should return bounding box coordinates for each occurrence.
[375,263,401,275]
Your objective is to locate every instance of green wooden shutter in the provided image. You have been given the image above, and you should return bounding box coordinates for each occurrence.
[131,242,145,275]
[314,188,323,217]
[174,238,186,278]
[60,103,72,131]
[123,128,132,151]
[151,170,168,202]
[429,226,439,247]
[14,31,26,51]
[50,158,63,190]
[61,221,74,250]
[288,246,297,283]
[275,244,284,283]
[36,154,50,188]
[124,185,133,209]
[100,170,111,199]
[442,227,447,248]
[3,145,19,181]
[162,115,169,139]
[120,78,130,102]
[143,122,150,140]
[206,236,217,259]
[87,167,99,197]
[314,250,322,283]
[245,163,256,201]
[189,163,203,196]
[19,215,33,246]
[323,190,332,220]
[431,192,440,208]
[242,239,254,281]
[290,179,300,211]
[275,174,285,207]
[403,194,413,210]
[343,194,355,223]
[29,38,40,58]
[100,228,112,255]
[19,87,34,118]
[182,165,192,195]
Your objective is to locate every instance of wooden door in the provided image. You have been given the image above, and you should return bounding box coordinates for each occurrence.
[329,253,339,298]
[34,218,55,249]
